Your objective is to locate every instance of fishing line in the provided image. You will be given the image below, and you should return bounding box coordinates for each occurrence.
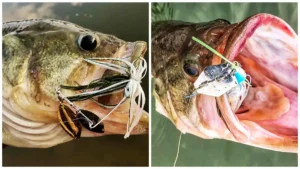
[90,97,127,128]
[173,132,183,167]
[192,36,237,69]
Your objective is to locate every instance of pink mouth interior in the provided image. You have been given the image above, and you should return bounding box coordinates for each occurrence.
[198,14,298,143]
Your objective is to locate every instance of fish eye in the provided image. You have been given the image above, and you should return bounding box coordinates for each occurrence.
[183,63,199,77]
[221,63,228,68]
[78,34,97,51]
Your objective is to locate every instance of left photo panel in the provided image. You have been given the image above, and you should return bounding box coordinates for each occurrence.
[2,2,149,166]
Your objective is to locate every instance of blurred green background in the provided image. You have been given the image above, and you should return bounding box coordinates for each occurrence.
[2,3,149,166]
[151,2,298,167]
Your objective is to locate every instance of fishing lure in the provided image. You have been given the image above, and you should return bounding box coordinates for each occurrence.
[187,37,251,98]
[56,87,104,139]
[56,57,147,139]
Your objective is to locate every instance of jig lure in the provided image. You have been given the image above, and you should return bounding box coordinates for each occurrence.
[186,37,251,98]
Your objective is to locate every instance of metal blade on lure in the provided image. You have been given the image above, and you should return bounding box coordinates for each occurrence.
[57,104,81,139]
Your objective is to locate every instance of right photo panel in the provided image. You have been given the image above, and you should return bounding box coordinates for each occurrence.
[151,2,298,167]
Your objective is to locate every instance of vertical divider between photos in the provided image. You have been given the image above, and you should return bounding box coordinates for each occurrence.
[148,1,152,167]
[0,2,3,167]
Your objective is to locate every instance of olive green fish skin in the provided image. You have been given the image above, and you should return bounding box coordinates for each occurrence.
[2,19,148,148]
[152,19,232,118]
[3,19,125,100]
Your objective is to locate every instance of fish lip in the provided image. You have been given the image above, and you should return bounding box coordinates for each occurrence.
[121,41,147,62]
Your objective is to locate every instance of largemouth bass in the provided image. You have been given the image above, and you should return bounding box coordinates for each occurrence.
[152,13,297,153]
[3,19,148,148]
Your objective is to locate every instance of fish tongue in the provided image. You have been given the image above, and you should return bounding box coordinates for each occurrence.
[216,95,250,142]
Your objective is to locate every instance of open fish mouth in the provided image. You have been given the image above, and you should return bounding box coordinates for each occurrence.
[218,13,297,150]
[153,14,297,153]
[202,14,297,152]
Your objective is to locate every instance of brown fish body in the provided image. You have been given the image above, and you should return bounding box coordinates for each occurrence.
[3,19,148,148]
[152,14,298,153]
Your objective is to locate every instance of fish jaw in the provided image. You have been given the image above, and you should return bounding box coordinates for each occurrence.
[3,37,148,148]
[153,14,297,153]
